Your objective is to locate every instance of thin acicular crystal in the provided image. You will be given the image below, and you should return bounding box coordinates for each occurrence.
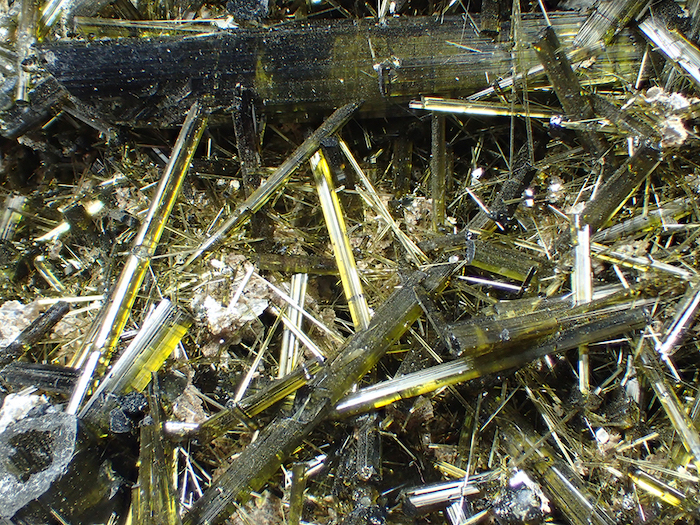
[335,306,648,415]
[430,113,446,231]
[573,0,648,49]
[268,304,325,362]
[639,17,700,89]
[231,311,282,405]
[310,150,371,330]
[490,401,617,525]
[410,96,556,119]
[637,342,700,470]
[279,273,308,378]
[72,17,223,38]
[656,284,700,356]
[184,101,361,267]
[182,261,462,525]
[572,217,592,395]
[339,139,428,266]
[591,243,695,280]
[70,102,206,374]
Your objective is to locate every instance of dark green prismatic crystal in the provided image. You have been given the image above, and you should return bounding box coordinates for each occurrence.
[4,1,700,523]
[183,261,463,525]
[28,14,645,128]
[489,400,617,525]
[0,302,70,367]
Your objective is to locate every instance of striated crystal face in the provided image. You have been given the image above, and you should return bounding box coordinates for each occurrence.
[4,1,700,524]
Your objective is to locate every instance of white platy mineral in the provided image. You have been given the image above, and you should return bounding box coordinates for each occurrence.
[0,393,47,433]
[191,255,270,335]
[0,300,41,348]
[197,294,268,334]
